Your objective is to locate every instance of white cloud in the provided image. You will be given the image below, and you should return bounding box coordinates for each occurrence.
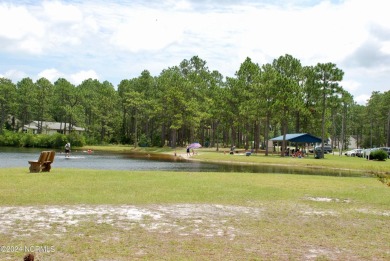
[355,94,370,105]
[169,0,193,10]
[0,1,100,54]
[70,70,99,85]
[3,68,99,86]
[39,69,100,85]
[0,4,44,40]
[380,42,390,54]
[37,68,64,83]
[109,9,185,52]
[0,3,44,53]
[2,69,28,82]
[342,80,360,94]
[42,1,83,23]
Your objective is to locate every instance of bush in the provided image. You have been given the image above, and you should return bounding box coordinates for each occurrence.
[151,133,162,147]
[48,133,67,149]
[0,130,21,146]
[19,133,38,147]
[370,150,388,161]
[35,134,52,148]
[0,131,88,148]
[85,136,100,145]
[138,134,150,147]
[67,132,86,147]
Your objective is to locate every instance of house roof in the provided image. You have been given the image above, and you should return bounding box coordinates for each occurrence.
[270,133,322,143]
[24,121,85,131]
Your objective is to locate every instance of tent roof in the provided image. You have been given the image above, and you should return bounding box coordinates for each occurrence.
[270,133,322,143]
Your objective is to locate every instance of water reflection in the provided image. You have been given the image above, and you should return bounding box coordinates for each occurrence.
[0,147,364,176]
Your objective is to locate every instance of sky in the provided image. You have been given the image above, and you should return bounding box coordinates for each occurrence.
[1,0,389,105]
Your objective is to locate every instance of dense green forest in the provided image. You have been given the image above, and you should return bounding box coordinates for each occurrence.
[1,54,389,154]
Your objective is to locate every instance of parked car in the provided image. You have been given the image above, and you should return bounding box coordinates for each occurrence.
[314,145,332,154]
[356,149,364,157]
[345,149,362,157]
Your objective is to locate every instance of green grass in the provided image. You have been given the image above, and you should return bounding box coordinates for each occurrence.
[1,149,390,260]
[1,167,389,206]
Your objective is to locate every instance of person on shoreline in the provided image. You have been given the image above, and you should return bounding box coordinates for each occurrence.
[65,142,71,157]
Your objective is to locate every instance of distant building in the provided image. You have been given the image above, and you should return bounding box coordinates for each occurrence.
[348,136,358,149]
[23,121,85,135]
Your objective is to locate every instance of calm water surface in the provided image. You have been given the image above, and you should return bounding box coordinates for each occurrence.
[0,147,364,176]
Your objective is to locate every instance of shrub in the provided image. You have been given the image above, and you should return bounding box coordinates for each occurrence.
[48,133,67,149]
[0,130,21,146]
[138,133,150,147]
[85,136,100,145]
[0,131,88,148]
[370,150,388,161]
[151,133,162,147]
[67,132,86,147]
[19,133,38,147]
[119,135,132,145]
[35,134,51,148]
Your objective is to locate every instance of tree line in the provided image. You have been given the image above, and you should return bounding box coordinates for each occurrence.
[1,54,389,155]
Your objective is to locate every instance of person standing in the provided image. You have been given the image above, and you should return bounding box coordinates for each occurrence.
[65,142,71,157]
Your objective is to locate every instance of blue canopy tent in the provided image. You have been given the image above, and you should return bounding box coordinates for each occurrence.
[270,133,322,156]
[270,133,322,144]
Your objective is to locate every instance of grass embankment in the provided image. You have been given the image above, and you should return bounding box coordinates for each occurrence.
[191,150,390,174]
[1,165,390,260]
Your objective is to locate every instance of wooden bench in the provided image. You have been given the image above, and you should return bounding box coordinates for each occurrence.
[28,151,56,173]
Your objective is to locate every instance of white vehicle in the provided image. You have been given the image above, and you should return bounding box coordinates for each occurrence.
[345,149,362,157]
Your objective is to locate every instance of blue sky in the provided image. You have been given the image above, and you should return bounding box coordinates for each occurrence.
[1,0,389,105]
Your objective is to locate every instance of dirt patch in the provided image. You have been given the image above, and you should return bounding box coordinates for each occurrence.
[1,204,389,260]
[304,196,351,203]
[0,204,262,240]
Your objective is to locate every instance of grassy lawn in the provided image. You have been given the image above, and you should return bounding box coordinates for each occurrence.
[1,164,390,260]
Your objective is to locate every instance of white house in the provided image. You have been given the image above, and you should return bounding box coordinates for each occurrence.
[23,121,85,135]
[348,136,358,149]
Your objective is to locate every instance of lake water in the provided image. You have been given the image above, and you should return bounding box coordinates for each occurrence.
[0,147,365,176]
